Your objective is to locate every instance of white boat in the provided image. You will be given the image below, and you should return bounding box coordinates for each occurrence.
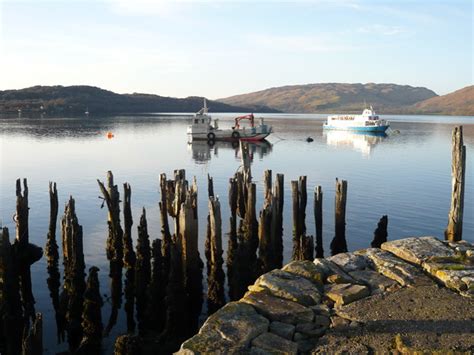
[187,99,272,141]
[323,106,389,132]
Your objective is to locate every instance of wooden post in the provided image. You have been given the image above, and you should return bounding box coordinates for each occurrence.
[207,174,214,198]
[172,170,188,233]
[299,176,307,237]
[114,334,141,355]
[45,182,62,341]
[238,182,259,291]
[314,185,324,258]
[207,197,225,314]
[263,170,272,205]
[244,182,258,254]
[177,179,203,337]
[292,177,314,261]
[135,208,151,334]
[272,173,284,268]
[226,177,239,301]
[61,196,86,351]
[147,239,165,332]
[258,170,277,273]
[240,141,251,180]
[205,176,214,277]
[330,178,348,255]
[445,126,466,242]
[371,215,388,248]
[15,178,41,321]
[159,173,171,296]
[0,227,23,355]
[21,312,42,355]
[77,266,103,354]
[97,171,123,334]
[258,201,273,275]
[122,183,136,333]
[292,180,300,259]
[158,238,186,351]
[235,172,246,219]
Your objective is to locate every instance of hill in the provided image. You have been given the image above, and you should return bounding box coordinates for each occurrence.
[0,85,277,116]
[411,86,474,116]
[218,83,438,113]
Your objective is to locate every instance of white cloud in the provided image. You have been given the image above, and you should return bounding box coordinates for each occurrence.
[248,34,354,53]
[105,0,179,16]
[104,0,362,16]
[357,24,406,36]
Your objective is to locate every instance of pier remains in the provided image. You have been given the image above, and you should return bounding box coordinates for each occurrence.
[0,126,469,354]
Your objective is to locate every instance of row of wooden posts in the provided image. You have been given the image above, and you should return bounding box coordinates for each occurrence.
[0,126,466,354]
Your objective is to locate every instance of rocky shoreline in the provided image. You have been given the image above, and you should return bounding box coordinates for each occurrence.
[177,236,474,354]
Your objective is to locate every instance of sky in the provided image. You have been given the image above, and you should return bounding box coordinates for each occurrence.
[0,0,472,98]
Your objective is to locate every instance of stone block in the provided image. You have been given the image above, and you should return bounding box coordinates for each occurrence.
[282,260,324,285]
[269,321,295,340]
[356,248,432,286]
[313,258,355,284]
[328,252,370,272]
[313,314,330,328]
[381,236,455,265]
[310,304,331,317]
[325,283,370,306]
[330,315,350,328]
[251,332,298,354]
[241,291,314,324]
[178,302,269,354]
[249,269,321,306]
[435,269,472,292]
[349,269,397,293]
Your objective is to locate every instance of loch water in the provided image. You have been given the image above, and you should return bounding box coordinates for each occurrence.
[0,113,473,353]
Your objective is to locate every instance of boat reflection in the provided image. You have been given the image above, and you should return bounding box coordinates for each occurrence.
[324,130,387,156]
[188,140,273,164]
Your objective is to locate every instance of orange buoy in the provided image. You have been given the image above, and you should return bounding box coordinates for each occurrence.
[106,132,114,139]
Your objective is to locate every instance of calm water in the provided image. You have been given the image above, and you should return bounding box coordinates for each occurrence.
[1,113,473,353]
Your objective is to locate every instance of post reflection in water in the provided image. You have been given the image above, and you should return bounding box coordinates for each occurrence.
[188,140,273,164]
[323,130,388,156]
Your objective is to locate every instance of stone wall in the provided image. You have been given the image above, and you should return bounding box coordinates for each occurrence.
[177,237,474,354]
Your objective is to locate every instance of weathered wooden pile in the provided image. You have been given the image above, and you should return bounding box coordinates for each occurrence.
[0,180,44,355]
[0,126,467,354]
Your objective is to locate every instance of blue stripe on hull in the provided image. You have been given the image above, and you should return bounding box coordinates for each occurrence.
[323,125,389,132]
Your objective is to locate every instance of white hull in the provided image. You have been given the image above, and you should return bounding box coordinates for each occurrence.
[187,106,272,142]
[324,107,389,132]
[188,128,271,141]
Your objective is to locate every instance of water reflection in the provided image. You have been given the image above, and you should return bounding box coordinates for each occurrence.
[188,140,273,164]
[324,130,387,156]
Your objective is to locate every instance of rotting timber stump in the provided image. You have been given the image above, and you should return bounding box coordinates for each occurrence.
[445,125,466,242]
[330,178,348,256]
[97,171,124,335]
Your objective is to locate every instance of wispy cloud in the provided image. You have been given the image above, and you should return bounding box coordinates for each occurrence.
[357,24,406,36]
[104,0,363,16]
[248,34,354,53]
[105,0,179,16]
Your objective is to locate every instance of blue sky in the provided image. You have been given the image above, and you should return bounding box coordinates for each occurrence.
[0,0,472,98]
